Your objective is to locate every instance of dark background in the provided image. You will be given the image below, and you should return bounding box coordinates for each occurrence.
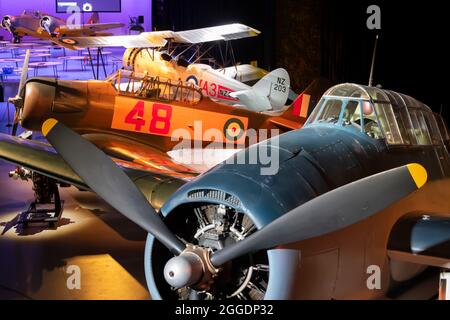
[152,0,448,119]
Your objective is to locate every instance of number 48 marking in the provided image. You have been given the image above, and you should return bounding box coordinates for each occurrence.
[124,101,172,135]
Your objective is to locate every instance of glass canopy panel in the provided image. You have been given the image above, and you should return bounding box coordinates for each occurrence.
[373,103,404,144]
[364,86,390,102]
[409,109,432,145]
[324,84,370,99]
[423,111,442,145]
[316,99,342,123]
[384,90,415,145]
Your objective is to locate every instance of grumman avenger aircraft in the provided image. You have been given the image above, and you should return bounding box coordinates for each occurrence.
[1,10,123,43]
[53,23,293,112]
[1,79,450,299]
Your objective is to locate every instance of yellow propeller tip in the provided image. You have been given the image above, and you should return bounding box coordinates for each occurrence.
[407,163,428,189]
[42,118,58,136]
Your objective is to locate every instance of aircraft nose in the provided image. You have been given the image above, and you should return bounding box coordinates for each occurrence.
[40,16,52,33]
[21,79,56,131]
[1,16,13,31]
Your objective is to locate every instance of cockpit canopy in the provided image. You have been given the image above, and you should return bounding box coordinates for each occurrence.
[22,10,42,18]
[307,83,447,146]
[108,70,202,105]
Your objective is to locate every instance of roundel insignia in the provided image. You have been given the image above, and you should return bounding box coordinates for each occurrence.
[224,118,245,141]
[61,38,77,45]
[186,75,198,86]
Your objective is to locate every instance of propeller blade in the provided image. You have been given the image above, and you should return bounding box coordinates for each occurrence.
[42,119,185,255]
[18,49,30,96]
[8,49,29,136]
[11,110,19,136]
[211,164,427,267]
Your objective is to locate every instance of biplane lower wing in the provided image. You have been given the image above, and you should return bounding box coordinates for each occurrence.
[0,133,188,209]
[54,23,260,49]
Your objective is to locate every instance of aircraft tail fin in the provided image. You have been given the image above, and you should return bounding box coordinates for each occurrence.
[253,68,290,110]
[230,68,290,112]
[269,78,332,130]
[87,12,99,24]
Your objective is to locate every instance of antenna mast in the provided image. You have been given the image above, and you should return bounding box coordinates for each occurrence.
[368,34,379,87]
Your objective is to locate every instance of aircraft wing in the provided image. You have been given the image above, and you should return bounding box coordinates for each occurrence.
[79,133,199,179]
[78,23,124,32]
[388,214,450,268]
[57,23,125,37]
[0,133,189,209]
[54,32,168,49]
[12,26,41,38]
[54,23,260,49]
[161,23,261,43]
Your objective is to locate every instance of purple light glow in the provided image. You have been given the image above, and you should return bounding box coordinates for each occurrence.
[0,0,152,41]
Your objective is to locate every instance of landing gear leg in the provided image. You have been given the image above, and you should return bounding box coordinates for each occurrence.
[32,172,56,204]
[17,173,64,228]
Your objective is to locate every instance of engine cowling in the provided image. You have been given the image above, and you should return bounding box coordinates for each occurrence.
[1,16,12,31]
[40,16,61,35]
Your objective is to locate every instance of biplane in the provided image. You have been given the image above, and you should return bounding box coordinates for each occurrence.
[54,23,293,112]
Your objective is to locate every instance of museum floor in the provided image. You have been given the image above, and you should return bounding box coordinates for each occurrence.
[0,40,151,298]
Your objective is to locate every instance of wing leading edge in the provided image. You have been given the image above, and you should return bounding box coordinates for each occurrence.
[0,133,186,210]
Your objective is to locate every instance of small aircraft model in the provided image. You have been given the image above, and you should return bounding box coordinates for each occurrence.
[54,23,293,112]
[1,78,449,300]
[1,10,123,43]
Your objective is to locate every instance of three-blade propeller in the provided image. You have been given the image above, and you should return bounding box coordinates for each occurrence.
[42,119,428,291]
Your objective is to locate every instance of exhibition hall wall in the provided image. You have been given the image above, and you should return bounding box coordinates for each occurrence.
[0,0,152,40]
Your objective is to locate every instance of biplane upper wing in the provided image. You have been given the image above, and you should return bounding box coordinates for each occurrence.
[160,23,261,43]
[54,23,260,49]
[0,133,192,209]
